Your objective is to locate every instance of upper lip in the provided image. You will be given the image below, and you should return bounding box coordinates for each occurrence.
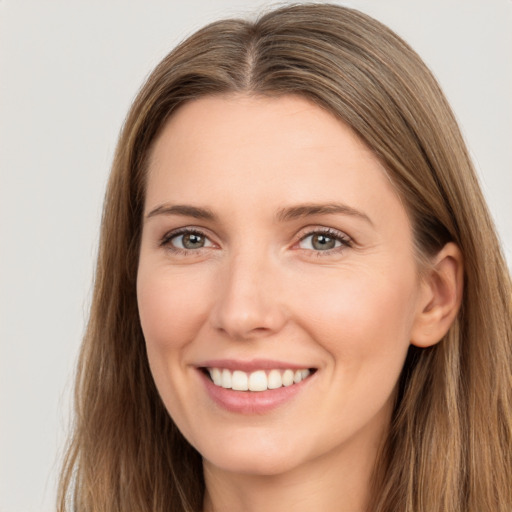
[196,359,315,372]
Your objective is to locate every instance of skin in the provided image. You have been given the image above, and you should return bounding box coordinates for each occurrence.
[137,94,463,512]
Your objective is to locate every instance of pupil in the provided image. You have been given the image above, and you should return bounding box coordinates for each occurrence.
[313,234,335,250]
[183,233,204,249]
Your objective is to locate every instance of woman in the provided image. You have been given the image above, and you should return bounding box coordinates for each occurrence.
[58,3,512,511]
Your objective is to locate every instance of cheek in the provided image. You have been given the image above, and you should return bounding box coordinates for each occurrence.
[291,267,418,440]
[136,264,213,436]
[137,266,211,352]
[295,264,418,377]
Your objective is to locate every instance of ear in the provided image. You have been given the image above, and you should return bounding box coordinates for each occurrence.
[411,242,464,348]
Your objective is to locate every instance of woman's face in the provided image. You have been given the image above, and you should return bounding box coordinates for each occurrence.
[137,94,427,476]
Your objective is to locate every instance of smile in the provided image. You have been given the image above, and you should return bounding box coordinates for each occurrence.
[205,368,312,392]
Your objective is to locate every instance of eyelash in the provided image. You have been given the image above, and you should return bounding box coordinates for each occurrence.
[296,227,352,257]
[160,228,212,256]
[159,227,353,256]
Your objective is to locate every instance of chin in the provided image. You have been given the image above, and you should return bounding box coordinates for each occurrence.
[199,433,309,477]
[208,452,302,477]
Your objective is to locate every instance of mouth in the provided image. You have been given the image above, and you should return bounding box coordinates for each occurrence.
[197,361,318,413]
[200,367,316,392]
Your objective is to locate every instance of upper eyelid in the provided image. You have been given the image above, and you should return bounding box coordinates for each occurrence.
[162,226,211,238]
[296,226,352,242]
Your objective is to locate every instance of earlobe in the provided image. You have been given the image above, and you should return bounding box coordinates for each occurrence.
[411,242,464,348]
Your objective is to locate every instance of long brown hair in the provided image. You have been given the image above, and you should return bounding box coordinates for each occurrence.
[58,4,512,511]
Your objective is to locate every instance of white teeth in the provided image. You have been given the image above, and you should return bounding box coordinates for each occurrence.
[267,369,282,389]
[248,370,267,391]
[210,368,222,386]
[282,369,294,387]
[221,369,232,389]
[231,370,249,391]
[207,367,313,391]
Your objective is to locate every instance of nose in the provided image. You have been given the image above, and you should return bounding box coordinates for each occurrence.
[209,250,288,340]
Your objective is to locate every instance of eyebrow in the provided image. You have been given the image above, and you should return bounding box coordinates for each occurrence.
[145,201,373,226]
[145,204,216,221]
[276,202,373,225]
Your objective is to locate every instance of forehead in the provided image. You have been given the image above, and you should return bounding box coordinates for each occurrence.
[149,93,379,167]
[145,94,407,229]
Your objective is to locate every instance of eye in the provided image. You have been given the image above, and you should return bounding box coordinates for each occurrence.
[297,229,351,252]
[162,229,214,251]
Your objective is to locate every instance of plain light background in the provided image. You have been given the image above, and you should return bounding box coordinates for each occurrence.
[1,1,510,510]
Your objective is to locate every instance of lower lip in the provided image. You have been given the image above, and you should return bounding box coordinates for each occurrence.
[198,370,314,414]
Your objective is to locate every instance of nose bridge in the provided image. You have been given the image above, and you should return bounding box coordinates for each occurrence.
[211,244,286,339]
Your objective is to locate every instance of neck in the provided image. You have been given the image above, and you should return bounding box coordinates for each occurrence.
[202,428,386,512]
